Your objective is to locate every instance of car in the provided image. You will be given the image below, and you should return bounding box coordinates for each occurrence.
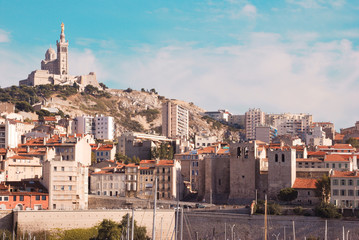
[195,203,205,208]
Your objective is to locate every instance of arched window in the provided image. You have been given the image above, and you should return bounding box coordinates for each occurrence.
[275,154,278,162]
[244,147,249,159]
[237,147,241,158]
[282,154,285,162]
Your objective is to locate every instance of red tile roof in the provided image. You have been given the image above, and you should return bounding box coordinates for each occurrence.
[292,178,317,189]
[331,170,359,178]
[324,154,349,162]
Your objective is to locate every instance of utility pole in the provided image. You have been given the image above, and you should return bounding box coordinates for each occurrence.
[127,214,130,240]
[230,224,235,240]
[325,220,327,240]
[180,207,184,240]
[283,226,286,240]
[292,221,296,240]
[175,177,179,240]
[342,226,345,240]
[131,208,134,240]
[224,223,226,240]
[160,217,163,240]
[264,195,267,240]
[152,177,158,240]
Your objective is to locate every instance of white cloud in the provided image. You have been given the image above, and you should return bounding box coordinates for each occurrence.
[106,33,359,129]
[0,31,358,129]
[0,29,10,43]
[241,4,257,17]
[287,0,346,8]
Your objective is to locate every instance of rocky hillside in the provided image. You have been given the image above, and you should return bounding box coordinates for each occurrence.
[4,85,240,141]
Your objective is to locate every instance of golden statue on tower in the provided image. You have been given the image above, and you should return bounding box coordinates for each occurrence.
[61,22,64,33]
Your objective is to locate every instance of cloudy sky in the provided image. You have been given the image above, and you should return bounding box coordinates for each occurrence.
[0,0,359,129]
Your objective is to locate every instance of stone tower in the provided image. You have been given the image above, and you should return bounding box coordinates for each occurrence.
[56,22,69,75]
[267,147,296,200]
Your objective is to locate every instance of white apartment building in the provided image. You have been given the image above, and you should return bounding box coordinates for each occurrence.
[162,102,189,139]
[73,115,115,140]
[305,126,332,146]
[0,119,34,149]
[245,108,265,140]
[42,156,88,210]
[204,109,231,122]
[266,113,312,136]
[195,134,217,148]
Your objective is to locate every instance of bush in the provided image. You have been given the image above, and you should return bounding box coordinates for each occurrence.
[255,200,282,215]
[293,206,303,215]
[278,188,298,202]
[314,202,341,219]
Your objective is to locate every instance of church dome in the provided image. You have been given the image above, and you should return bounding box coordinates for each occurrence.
[45,47,56,61]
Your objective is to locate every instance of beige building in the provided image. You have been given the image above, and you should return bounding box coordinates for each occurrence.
[292,178,319,205]
[42,156,88,210]
[90,166,126,197]
[330,170,359,208]
[245,108,265,140]
[19,23,100,91]
[162,102,189,139]
[4,155,42,181]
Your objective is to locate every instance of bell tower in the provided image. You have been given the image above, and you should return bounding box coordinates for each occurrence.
[56,22,69,75]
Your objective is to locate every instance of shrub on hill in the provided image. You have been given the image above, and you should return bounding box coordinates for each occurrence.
[314,202,341,218]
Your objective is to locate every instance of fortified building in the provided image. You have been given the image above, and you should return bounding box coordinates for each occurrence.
[19,23,100,90]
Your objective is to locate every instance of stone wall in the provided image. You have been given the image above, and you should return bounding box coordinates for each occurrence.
[0,211,12,231]
[14,209,175,238]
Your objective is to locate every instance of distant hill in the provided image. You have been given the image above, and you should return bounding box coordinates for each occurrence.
[0,84,241,141]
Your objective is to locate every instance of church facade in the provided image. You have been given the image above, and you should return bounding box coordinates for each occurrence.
[19,23,100,90]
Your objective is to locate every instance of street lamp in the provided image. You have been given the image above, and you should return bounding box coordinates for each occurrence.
[230,224,235,240]
[272,233,280,240]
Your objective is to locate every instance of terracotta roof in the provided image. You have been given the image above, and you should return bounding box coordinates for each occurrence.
[334,134,344,141]
[296,158,322,163]
[43,116,57,121]
[292,178,317,189]
[324,154,349,162]
[97,144,114,151]
[331,170,359,178]
[307,151,326,156]
[8,155,32,160]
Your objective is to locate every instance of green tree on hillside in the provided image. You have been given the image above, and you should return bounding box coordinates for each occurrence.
[315,175,330,204]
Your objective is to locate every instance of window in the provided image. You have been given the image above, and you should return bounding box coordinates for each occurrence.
[13,196,16,201]
[341,179,346,186]
[69,176,72,181]
[61,186,65,191]
[348,190,354,196]
[36,196,40,201]
[333,190,338,196]
[326,163,329,168]
[275,154,278,162]
[281,154,285,162]
[332,163,335,168]
[61,167,65,171]
[340,190,346,196]
[20,196,24,201]
[69,186,72,191]
[349,180,353,186]
[54,167,57,171]
[339,163,342,168]
[42,196,46,200]
[333,179,338,185]
[218,179,221,186]
[53,204,56,209]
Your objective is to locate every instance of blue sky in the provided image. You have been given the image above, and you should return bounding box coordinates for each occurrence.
[0,0,359,129]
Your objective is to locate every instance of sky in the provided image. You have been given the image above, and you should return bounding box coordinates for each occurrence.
[0,0,359,129]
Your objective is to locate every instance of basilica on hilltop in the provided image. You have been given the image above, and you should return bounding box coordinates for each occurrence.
[19,23,100,90]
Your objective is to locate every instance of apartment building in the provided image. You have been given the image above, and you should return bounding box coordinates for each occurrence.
[42,156,88,210]
[0,119,34,148]
[90,166,126,197]
[305,126,332,146]
[255,125,277,144]
[73,115,115,140]
[266,113,312,137]
[162,102,189,139]
[245,108,265,140]
[0,180,48,210]
[94,144,116,162]
[4,155,42,181]
[330,170,359,208]
[117,132,173,160]
[204,109,231,122]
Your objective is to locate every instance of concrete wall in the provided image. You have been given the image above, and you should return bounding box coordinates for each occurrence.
[0,211,12,231]
[13,209,175,238]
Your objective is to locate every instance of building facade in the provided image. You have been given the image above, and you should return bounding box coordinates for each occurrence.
[162,102,189,139]
[245,109,265,140]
